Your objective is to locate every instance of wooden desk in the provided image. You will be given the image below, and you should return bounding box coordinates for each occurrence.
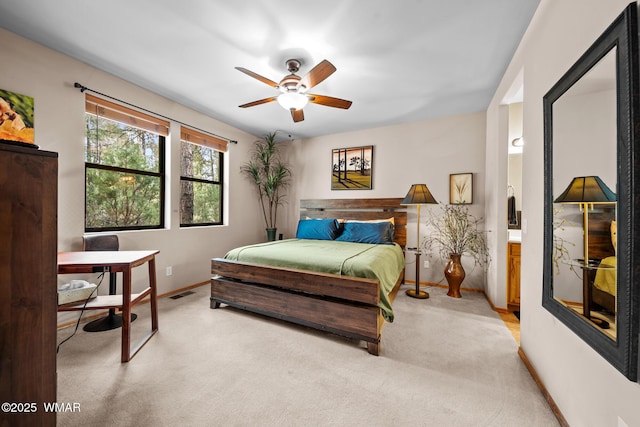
[57,250,160,362]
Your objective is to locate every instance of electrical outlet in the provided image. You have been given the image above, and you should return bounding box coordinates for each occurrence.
[166,266,172,276]
[423,260,430,269]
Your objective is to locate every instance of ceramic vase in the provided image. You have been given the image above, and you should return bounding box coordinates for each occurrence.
[266,228,277,242]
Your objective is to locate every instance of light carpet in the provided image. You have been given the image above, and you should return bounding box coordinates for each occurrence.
[56,284,560,427]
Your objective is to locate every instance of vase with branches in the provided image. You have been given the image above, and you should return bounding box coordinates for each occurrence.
[421,204,490,297]
[240,132,292,241]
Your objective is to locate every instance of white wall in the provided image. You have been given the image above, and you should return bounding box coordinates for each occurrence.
[285,111,488,289]
[0,28,267,323]
[486,0,640,426]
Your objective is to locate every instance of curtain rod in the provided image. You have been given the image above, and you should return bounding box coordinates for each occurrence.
[73,82,238,144]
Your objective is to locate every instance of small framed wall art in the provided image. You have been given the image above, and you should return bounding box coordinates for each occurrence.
[449,173,473,204]
[331,145,373,190]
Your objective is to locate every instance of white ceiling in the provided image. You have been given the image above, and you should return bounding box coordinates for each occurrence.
[0,0,539,141]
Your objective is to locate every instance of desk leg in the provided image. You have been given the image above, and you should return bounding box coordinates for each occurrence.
[121,268,132,363]
[148,257,159,331]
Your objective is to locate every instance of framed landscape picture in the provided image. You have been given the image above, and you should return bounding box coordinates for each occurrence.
[331,145,373,190]
[450,173,473,204]
[0,88,35,146]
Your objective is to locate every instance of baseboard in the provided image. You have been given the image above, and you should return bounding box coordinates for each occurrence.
[410,280,507,309]
[517,347,569,427]
[56,280,209,330]
[484,294,510,314]
[408,280,485,294]
[158,281,209,299]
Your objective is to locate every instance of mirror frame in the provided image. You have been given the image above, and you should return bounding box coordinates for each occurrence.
[543,3,640,381]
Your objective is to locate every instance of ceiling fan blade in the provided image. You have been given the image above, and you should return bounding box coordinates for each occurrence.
[307,94,352,109]
[299,60,336,90]
[235,67,279,88]
[291,109,304,122]
[238,97,277,108]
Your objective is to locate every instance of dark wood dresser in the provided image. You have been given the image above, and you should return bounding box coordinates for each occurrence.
[0,142,57,426]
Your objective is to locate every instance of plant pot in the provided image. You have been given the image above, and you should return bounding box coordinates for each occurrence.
[444,253,465,298]
[266,228,277,242]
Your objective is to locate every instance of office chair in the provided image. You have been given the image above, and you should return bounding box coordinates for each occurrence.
[82,234,137,332]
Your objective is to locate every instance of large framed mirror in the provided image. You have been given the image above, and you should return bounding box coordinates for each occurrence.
[543,2,640,381]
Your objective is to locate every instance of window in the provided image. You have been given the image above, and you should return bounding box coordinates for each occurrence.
[84,95,168,231]
[180,126,226,226]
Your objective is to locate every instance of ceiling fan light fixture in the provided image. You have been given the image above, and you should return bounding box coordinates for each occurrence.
[236,58,350,122]
[277,92,308,111]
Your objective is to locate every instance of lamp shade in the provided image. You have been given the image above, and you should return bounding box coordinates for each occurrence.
[554,176,616,204]
[401,184,438,205]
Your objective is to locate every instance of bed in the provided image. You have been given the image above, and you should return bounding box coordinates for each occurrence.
[210,198,407,355]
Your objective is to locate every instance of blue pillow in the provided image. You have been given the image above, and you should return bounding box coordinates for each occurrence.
[335,221,395,244]
[296,219,340,240]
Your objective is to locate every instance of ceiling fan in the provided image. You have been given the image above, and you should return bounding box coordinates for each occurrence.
[235,59,352,123]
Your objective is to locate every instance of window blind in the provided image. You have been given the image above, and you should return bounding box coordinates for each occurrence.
[85,94,169,136]
[180,126,228,152]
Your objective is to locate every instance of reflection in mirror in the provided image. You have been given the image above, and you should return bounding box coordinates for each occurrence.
[543,2,639,381]
[551,48,617,340]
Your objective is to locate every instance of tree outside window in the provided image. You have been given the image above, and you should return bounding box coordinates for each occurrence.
[180,139,223,226]
[84,113,165,231]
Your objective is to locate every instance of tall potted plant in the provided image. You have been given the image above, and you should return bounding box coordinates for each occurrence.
[240,132,292,241]
[421,204,490,297]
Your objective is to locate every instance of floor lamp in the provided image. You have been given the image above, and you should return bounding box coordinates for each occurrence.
[554,176,616,321]
[401,184,438,299]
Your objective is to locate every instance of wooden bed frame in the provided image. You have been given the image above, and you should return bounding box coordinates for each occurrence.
[210,198,407,355]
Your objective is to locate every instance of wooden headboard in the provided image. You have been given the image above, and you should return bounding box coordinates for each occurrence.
[299,198,407,248]
[588,204,616,261]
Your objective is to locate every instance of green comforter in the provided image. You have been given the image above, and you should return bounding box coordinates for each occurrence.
[224,239,405,321]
